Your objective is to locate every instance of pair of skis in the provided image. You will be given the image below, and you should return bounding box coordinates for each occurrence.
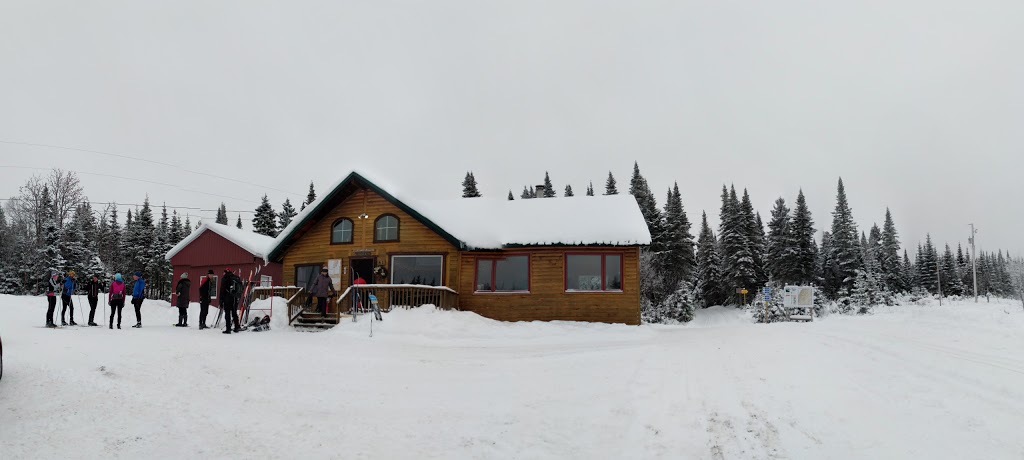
[212,265,261,329]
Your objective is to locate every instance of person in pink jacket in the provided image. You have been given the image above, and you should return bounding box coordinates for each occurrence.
[108,273,127,329]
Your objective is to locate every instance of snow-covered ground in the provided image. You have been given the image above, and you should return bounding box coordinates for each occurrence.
[1,295,1023,459]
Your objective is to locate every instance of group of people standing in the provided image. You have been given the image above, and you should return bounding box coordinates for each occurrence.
[45,267,245,334]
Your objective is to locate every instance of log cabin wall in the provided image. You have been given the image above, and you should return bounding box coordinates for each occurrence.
[281,187,462,293]
[458,247,641,325]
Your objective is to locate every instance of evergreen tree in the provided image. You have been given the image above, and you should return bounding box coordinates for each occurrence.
[564,185,574,197]
[790,190,817,285]
[236,214,243,229]
[823,178,861,299]
[694,212,725,307]
[751,206,768,288]
[604,172,618,195]
[520,186,533,200]
[879,208,903,292]
[720,186,756,304]
[507,190,514,201]
[305,182,316,209]
[542,172,556,198]
[941,244,965,296]
[586,182,595,196]
[461,172,482,198]
[659,183,695,290]
[918,235,939,294]
[216,203,228,225]
[901,250,915,293]
[277,199,297,233]
[252,195,278,236]
[766,197,793,283]
[629,163,664,254]
[169,210,182,245]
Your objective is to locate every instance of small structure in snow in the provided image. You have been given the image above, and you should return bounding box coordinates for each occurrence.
[166,223,282,308]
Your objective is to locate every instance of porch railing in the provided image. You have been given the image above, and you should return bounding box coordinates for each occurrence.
[346,284,459,313]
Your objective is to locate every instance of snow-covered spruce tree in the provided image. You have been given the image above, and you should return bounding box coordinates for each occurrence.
[659,280,696,323]
[639,248,664,322]
[917,235,939,294]
[1008,256,1024,309]
[850,269,882,314]
[823,178,861,299]
[694,212,725,307]
[126,199,156,278]
[790,190,817,285]
[604,172,618,195]
[36,202,66,292]
[278,198,297,232]
[941,244,965,296]
[542,172,556,198]
[216,203,228,225]
[879,209,904,293]
[721,187,757,304]
[752,210,768,288]
[628,164,666,306]
[461,171,482,198]
[901,250,915,296]
[564,185,574,197]
[520,186,533,199]
[586,182,595,196]
[148,203,172,299]
[252,195,278,237]
[659,183,695,290]
[236,214,243,229]
[957,244,973,294]
[751,281,789,323]
[766,197,793,284]
[169,210,182,246]
[507,190,514,201]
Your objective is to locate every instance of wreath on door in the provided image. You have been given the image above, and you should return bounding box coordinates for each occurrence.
[373,264,389,281]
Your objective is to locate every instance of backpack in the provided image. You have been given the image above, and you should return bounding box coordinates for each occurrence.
[227,276,244,296]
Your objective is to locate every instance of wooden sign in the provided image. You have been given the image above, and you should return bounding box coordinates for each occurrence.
[354,249,377,256]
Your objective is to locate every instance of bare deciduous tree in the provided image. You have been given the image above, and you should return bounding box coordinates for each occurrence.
[47,168,84,229]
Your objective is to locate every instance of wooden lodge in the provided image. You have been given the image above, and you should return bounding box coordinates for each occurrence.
[269,170,651,325]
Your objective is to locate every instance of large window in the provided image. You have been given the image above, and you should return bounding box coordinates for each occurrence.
[295,264,323,290]
[391,255,443,286]
[566,254,622,292]
[476,256,530,292]
[375,214,399,242]
[331,218,353,244]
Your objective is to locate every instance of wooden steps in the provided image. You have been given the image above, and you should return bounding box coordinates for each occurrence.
[292,312,351,332]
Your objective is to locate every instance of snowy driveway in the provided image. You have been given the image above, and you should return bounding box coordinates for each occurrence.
[1,296,1023,459]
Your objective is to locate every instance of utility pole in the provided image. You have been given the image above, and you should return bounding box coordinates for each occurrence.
[969,224,979,303]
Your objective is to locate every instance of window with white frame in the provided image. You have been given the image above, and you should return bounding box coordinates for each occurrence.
[391,255,443,286]
[201,275,219,299]
[260,275,272,287]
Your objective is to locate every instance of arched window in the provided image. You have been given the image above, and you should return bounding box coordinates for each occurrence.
[374,214,399,242]
[331,218,353,244]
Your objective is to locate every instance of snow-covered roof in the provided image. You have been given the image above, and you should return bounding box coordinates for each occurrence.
[269,170,651,259]
[165,222,277,261]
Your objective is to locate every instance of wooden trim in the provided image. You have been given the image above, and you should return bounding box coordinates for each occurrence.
[473,254,531,294]
[563,252,626,293]
[373,213,400,243]
[329,218,354,245]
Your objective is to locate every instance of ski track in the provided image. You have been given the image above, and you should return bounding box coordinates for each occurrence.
[2,295,1024,459]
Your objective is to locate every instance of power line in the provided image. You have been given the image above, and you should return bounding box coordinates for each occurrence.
[0,165,259,204]
[0,197,256,214]
[0,139,304,198]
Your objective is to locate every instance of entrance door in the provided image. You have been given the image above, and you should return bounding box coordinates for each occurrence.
[349,257,375,285]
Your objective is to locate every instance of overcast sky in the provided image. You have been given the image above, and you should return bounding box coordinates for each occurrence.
[1,1,1021,255]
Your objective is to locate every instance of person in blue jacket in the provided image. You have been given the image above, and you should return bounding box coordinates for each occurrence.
[61,270,78,326]
[131,272,146,328]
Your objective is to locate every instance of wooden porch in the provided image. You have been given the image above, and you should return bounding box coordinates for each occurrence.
[284,284,459,331]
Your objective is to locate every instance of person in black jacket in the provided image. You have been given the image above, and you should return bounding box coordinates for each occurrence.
[45,271,60,328]
[85,274,105,326]
[175,272,191,327]
[220,268,242,334]
[198,269,213,329]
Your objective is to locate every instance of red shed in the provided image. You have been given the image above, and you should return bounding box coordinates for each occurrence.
[166,223,282,307]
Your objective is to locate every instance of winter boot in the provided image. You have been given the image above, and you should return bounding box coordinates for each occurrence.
[46,322,56,328]
[89,322,98,326]
[223,329,231,334]
[61,320,68,326]
[132,323,141,328]
[69,320,78,326]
